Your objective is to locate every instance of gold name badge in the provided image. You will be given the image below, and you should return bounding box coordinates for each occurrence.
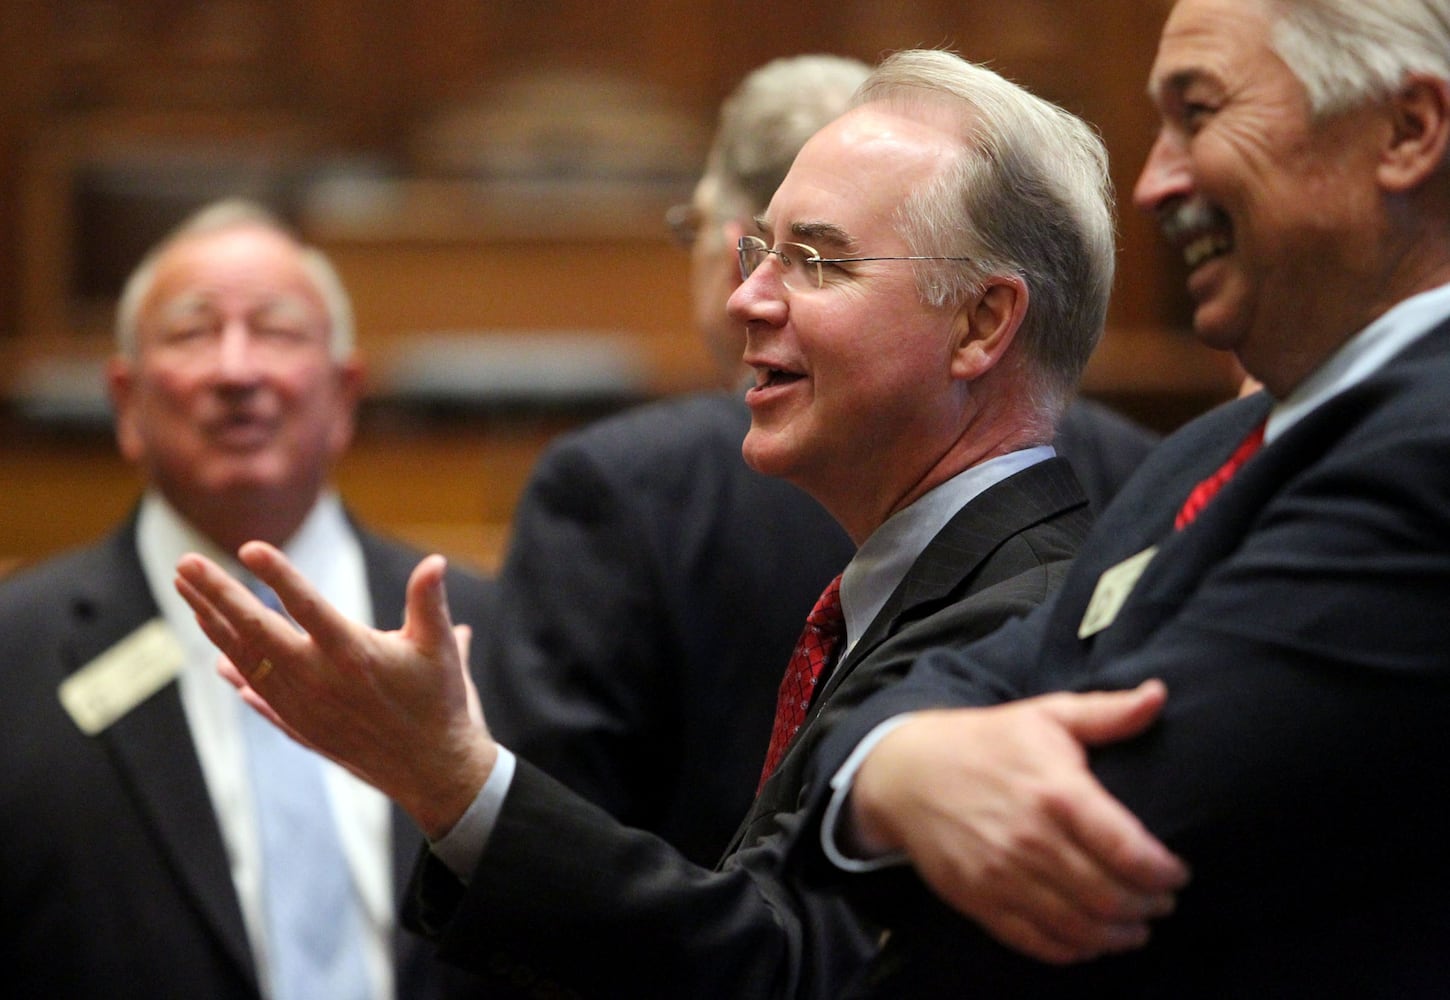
[1078,546,1159,639]
[59,619,184,735]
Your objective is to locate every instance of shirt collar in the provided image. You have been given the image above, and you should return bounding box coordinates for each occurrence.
[1266,280,1450,443]
[136,489,369,635]
[838,446,1055,656]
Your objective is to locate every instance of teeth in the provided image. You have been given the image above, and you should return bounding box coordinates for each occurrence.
[1184,234,1228,269]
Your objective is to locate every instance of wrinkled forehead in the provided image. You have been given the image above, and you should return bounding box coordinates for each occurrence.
[141,226,328,326]
[1149,0,1279,101]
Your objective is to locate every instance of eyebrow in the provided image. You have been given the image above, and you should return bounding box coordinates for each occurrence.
[752,215,861,254]
[153,291,320,328]
[1149,67,1202,104]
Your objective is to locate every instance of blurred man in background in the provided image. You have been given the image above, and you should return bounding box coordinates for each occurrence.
[0,200,492,999]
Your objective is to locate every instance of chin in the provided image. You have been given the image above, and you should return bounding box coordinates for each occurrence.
[1189,301,1249,354]
[740,433,795,479]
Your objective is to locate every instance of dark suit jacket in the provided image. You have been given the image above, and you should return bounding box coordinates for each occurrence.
[479,391,854,865]
[0,514,495,1000]
[410,457,1094,1000]
[479,391,1154,866]
[796,320,1450,998]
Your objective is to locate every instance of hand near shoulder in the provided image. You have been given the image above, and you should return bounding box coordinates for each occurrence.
[850,680,1189,964]
[174,540,495,839]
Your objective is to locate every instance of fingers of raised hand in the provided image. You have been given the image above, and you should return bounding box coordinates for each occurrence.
[175,554,301,685]
[236,541,354,651]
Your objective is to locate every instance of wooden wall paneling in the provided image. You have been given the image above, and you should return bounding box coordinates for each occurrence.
[293,0,402,149]
[0,1,53,340]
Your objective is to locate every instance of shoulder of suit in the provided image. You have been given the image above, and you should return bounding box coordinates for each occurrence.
[0,524,139,618]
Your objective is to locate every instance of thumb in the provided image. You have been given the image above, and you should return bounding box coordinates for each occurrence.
[1039,679,1168,747]
[403,555,456,658]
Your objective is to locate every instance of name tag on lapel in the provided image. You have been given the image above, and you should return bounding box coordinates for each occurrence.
[59,619,184,735]
[1078,546,1158,639]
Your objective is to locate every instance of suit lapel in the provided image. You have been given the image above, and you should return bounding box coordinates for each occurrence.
[812,457,1086,714]
[62,525,257,984]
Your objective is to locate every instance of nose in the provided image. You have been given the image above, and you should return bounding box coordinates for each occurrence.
[1133,129,1194,215]
[726,266,788,331]
[213,319,263,385]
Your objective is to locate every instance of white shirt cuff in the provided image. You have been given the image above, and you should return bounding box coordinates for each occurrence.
[428,745,517,883]
[822,715,915,873]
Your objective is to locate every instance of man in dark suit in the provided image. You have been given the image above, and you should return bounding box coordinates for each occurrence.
[0,200,492,999]
[478,56,864,868]
[482,56,1159,868]
[792,0,1450,994]
[173,51,1185,998]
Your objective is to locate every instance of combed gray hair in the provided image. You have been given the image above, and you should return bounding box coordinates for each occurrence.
[114,198,356,361]
[1266,0,1450,119]
[853,50,1116,416]
[702,54,871,229]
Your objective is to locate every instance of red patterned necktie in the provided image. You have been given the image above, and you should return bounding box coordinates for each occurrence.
[758,573,846,791]
[1174,420,1267,530]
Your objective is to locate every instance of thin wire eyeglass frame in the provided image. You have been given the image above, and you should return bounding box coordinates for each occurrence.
[736,235,974,289]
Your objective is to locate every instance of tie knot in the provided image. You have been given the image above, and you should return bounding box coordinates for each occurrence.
[806,573,845,632]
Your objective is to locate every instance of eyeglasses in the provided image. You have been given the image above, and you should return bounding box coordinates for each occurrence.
[665,203,702,249]
[736,235,973,290]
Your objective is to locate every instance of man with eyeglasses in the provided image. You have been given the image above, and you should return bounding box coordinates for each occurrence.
[474,55,862,869]
[172,50,1185,998]
[477,54,1162,875]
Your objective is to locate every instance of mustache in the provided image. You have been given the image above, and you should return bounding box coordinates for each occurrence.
[1158,197,1230,242]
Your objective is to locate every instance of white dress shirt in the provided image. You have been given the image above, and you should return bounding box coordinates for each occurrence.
[136,491,396,1000]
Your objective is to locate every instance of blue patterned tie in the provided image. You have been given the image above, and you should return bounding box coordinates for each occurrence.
[239,584,371,1000]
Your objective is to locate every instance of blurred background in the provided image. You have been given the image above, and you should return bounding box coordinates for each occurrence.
[0,0,1236,574]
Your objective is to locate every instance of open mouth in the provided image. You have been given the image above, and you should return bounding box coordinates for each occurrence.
[1161,197,1233,270]
[754,367,804,390]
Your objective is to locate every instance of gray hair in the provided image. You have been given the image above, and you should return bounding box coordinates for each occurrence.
[114,198,356,361]
[853,50,1116,415]
[702,54,871,227]
[1266,0,1450,119]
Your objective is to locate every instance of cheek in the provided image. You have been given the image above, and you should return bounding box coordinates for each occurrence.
[133,374,207,435]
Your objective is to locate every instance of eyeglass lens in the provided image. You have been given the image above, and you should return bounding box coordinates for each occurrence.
[737,237,821,289]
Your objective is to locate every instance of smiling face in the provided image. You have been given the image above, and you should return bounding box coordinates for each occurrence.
[108,223,362,547]
[726,104,977,538]
[1134,0,1392,393]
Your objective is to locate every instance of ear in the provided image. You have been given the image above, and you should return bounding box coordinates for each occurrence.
[105,356,145,464]
[949,274,1029,381]
[327,355,367,458]
[1377,74,1450,193]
